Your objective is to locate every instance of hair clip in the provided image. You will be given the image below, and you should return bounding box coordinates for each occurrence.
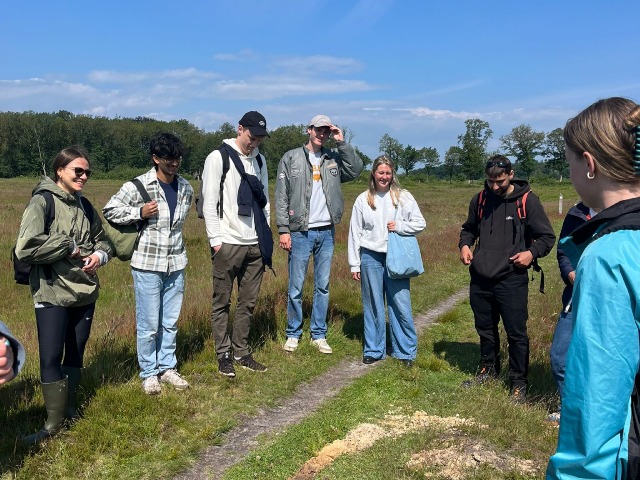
[634,125,640,176]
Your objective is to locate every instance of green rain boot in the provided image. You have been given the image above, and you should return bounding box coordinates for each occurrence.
[23,377,68,445]
[61,366,82,420]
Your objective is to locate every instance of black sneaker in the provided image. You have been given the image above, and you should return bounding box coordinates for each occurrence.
[235,354,267,372]
[218,352,236,377]
[510,385,527,404]
[461,365,498,388]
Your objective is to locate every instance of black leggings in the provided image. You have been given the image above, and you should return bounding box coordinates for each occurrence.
[35,303,95,383]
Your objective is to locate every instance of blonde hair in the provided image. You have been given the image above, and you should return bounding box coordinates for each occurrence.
[367,155,401,209]
[564,97,640,183]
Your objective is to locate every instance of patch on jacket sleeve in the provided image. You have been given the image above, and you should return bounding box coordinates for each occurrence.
[327,162,339,177]
[279,172,286,179]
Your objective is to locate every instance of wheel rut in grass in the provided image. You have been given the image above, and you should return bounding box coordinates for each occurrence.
[175,288,468,480]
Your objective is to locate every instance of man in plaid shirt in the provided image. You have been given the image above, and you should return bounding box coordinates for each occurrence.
[103,133,194,395]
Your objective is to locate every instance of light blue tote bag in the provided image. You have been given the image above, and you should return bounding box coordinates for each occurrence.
[385,207,424,279]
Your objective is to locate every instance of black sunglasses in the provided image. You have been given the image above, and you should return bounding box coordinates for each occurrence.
[486,159,510,169]
[66,166,92,178]
[153,154,182,163]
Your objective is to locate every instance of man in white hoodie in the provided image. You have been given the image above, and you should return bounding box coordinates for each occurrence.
[201,111,271,378]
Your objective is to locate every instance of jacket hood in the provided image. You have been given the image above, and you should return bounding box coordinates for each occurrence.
[483,178,530,202]
[566,202,592,222]
[32,175,80,203]
[223,138,259,159]
[569,197,640,246]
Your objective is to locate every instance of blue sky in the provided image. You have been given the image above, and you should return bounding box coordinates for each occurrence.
[2,0,639,161]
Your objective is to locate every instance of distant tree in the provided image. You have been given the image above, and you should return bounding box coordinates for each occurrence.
[458,119,493,180]
[218,122,237,139]
[419,147,440,178]
[500,124,545,180]
[379,133,403,169]
[354,147,372,170]
[444,146,463,183]
[259,124,307,175]
[542,127,567,180]
[398,144,420,174]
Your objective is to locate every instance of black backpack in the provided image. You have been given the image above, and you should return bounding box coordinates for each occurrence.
[195,146,263,219]
[12,192,94,285]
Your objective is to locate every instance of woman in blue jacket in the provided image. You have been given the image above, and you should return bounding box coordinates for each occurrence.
[547,97,640,479]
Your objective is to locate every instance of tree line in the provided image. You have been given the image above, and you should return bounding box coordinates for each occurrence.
[0,111,373,179]
[0,110,565,181]
[380,119,567,182]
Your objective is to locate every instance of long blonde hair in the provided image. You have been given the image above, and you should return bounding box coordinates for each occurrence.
[564,97,640,184]
[367,155,401,209]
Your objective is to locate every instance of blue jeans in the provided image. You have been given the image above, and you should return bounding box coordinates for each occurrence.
[286,228,334,340]
[132,268,185,378]
[550,310,573,399]
[360,248,417,360]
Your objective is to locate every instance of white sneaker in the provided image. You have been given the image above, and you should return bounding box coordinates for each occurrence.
[311,338,332,354]
[142,376,161,395]
[159,369,189,390]
[283,337,299,352]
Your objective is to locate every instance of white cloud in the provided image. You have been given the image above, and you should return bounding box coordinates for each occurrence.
[87,68,219,84]
[213,49,257,62]
[272,55,364,75]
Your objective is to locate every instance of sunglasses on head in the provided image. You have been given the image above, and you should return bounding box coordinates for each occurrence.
[67,167,92,178]
[486,159,509,169]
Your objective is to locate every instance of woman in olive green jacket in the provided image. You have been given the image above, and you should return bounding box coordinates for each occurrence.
[15,147,112,444]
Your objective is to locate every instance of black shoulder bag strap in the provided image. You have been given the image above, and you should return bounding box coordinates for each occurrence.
[130,178,152,233]
[41,191,56,285]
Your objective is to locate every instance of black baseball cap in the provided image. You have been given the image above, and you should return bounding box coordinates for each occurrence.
[239,111,270,137]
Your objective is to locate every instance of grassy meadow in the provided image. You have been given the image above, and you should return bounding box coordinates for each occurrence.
[0,176,579,479]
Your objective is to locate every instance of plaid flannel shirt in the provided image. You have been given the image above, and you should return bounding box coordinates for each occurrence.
[103,168,194,273]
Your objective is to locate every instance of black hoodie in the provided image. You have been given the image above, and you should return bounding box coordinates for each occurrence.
[459,179,556,280]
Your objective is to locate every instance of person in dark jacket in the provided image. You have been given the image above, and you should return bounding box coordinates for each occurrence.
[546,201,596,424]
[459,155,556,403]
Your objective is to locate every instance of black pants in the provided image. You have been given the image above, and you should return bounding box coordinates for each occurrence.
[469,272,529,387]
[35,303,95,383]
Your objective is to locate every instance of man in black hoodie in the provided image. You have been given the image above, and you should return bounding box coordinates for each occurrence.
[459,155,555,402]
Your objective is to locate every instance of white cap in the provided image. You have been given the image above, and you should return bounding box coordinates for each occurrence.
[308,115,332,128]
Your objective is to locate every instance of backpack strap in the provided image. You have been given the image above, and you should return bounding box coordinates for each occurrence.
[216,148,263,218]
[79,196,94,225]
[477,189,486,219]
[130,178,152,203]
[217,147,230,218]
[38,191,56,285]
[517,191,530,220]
[518,191,546,293]
[39,191,56,235]
[128,178,152,239]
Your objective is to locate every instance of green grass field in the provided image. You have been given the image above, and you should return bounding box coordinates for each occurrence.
[0,177,579,479]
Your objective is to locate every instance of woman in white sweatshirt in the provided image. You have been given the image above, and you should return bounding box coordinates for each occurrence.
[348,155,426,365]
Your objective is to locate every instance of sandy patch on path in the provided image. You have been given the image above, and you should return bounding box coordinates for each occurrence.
[407,437,539,479]
[291,411,486,479]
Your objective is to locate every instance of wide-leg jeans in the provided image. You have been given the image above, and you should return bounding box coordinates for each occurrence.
[360,248,417,360]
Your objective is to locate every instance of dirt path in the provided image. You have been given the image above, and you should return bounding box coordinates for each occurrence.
[175,288,468,480]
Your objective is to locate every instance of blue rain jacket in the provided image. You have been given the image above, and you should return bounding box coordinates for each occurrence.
[547,198,640,479]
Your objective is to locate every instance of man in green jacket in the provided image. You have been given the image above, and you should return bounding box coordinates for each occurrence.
[275,115,363,354]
